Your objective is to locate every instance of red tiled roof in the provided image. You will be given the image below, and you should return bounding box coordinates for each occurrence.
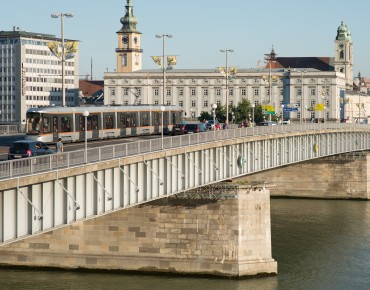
[267,57,334,71]
[79,80,104,97]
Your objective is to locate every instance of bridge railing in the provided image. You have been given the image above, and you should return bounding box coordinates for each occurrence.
[0,125,19,134]
[0,123,369,180]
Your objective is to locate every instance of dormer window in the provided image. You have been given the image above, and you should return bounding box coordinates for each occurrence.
[339,50,344,59]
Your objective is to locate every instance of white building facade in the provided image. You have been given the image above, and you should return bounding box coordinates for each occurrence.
[104,1,351,123]
[104,68,346,122]
[0,29,79,125]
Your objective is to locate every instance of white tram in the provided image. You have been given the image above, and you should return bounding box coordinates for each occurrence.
[25,105,183,143]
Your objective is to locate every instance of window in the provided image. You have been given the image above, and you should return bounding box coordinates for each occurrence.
[203,100,208,107]
[104,114,114,129]
[229,88,233,96]
[61,117,72,132]
[154,100,159,105]
[166,101,171,105]
[241,88,246,96]
[296,88,302,96]
[140,112,150,126]
[340,50,344,59]
[166,88,171,96]
[254,88,259,96]
[154,88,159,96]
[216,88,221,96]
[191,100,196,107]
[124,88,129,96]
[179,100,183,107]
[310,88,316,96]
[110,88,115,96]
[178,88,184,96]
[122,54,127,66]
[203,88,208,96]
[191,88,196,96]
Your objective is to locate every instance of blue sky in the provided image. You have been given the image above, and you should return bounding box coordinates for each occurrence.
[2,0,370,79]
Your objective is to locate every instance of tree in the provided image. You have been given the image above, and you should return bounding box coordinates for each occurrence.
[198,111,212,122]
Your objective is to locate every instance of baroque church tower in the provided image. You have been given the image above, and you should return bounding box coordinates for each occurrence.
[334,21,353,89]
[116,0,143,72]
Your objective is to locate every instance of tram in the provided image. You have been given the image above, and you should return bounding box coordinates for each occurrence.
[25,105,183,143]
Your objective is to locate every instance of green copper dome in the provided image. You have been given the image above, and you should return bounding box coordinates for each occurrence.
[336,21,351,41]
[118,0,140,33]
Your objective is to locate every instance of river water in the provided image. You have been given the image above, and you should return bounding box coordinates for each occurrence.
[0,199,369,290]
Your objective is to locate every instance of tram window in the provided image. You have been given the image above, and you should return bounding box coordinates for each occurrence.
[130,113,138,127]
[105,114,114,129]
[120,113,126,128]
[42,117,51,133]
[91,115,98,130]
[153,112,160,126]
[26,113,42,133]
[140,112,150,127]
[61,117,72,132]
[163,111,169,126]
[79,116,85,131]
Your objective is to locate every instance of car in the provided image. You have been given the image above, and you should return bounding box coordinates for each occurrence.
[257,121,277,126]
[184,123,202,134]
[282,120,291,125]
[8,140,55,160]
[206,120,220,130]
[171,124,186,135]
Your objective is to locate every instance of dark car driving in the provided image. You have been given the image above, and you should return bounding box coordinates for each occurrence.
[171,124,186,135]
[8,140,55,160]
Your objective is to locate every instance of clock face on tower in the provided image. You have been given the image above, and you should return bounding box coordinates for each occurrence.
[122,36,129,44]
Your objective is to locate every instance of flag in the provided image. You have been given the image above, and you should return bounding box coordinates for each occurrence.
[167,55,177,66]
[65,41,79,60]
[218,67,226,77]
[151,56,162,68]
[47,41,61,59]
[229,67,237,78]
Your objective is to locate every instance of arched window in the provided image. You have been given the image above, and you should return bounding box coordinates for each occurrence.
[122,54,128,66]
[340,67,344,73]
[339,50,344,59]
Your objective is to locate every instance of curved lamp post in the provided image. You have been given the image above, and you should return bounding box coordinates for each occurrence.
[51,13,73,107]
[82,110,89,163]
[220,49,234,128]
[156,34,173,105]
[251,103,255,126]
[281,104,285,125]
[160,106,165,149]
[212,103,217,139]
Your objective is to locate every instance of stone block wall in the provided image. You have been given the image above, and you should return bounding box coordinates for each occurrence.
[236,153,370,200]
[0,187,276,278]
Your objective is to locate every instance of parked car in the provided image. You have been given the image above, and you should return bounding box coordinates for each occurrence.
[184,123,202,134]
[257,121,277,126]
[206,120,220,130]
[171,124,186,135]
[8,140,55,160]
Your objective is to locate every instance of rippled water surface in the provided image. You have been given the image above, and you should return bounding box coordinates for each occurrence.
[0,199,369,290]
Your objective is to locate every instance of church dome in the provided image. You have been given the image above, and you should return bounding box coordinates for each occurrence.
[336,21,351,41]
[118,0,140,33]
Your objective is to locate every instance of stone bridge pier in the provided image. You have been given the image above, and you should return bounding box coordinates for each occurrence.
[0,184,277,278]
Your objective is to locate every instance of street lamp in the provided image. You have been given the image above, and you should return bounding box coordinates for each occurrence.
[160,106,165,149]
[51,13,73,107]
[251,103,255,126]
[281,104,285,124]
[212,103,217,139]
[82,110,89,163]
[156,34,173,105]
[220,49,234,128]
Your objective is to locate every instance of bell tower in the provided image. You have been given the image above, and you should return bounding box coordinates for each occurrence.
[334,21,353,89]
[116,0,143,72]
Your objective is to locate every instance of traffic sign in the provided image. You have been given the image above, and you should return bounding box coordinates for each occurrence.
[284,107,298,112]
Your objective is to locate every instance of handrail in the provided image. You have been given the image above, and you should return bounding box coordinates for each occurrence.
[0,123,369,181]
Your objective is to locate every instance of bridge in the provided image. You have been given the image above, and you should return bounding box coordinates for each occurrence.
[0,123,369,277]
